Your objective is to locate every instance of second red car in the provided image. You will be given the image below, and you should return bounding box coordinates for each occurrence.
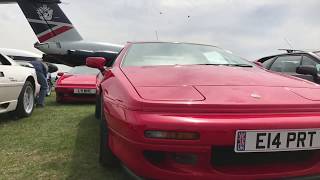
[55,66,99,103]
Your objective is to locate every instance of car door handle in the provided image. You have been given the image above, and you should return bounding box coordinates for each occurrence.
[0,72,4,77]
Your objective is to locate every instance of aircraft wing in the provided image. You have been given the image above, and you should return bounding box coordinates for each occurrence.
[42,50,119,67]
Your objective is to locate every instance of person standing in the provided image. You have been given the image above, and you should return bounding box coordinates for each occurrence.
[30,60,48,107]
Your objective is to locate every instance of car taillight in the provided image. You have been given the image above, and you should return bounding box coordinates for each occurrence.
[144,130,199,140]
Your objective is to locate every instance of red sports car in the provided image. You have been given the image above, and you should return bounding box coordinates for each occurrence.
[55,66,99,103]
[87,42,320,180]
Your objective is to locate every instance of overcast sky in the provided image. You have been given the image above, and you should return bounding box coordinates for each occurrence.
[0,0,319,60]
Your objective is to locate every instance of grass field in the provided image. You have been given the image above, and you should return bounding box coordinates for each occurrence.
[0,94,127,180]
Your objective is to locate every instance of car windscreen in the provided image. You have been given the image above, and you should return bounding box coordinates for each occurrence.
[68,66,99,75]
[122,43,251,67]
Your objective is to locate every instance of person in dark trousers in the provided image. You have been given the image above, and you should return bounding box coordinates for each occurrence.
[30,60,48,107]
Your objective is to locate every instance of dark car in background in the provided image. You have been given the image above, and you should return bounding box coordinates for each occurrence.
[257,49,320,83]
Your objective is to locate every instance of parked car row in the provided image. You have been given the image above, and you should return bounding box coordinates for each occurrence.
[3,43,320,179]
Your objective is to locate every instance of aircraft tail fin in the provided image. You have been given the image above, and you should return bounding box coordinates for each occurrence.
[16,0,83,43]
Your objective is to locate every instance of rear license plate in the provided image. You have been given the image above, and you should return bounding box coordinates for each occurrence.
[235,129,320,153]
[74,89,96,94]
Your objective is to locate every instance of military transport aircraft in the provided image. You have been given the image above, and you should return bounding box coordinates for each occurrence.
[0,0,123,66]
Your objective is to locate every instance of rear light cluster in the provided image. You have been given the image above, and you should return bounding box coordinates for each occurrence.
[144,130,199,140]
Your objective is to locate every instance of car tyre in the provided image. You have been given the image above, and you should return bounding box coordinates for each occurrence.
[15,81,35,118]
[95,93,101,119]
[56,93,63,103]
[99,96,119,167]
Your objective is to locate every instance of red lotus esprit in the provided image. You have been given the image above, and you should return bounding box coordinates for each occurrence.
[55,66,99,103]
[87,42,320,180]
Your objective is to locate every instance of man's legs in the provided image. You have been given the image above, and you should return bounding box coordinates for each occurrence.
[36,72,48,106]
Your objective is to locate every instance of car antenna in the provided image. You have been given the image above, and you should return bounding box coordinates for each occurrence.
[278,49,305,53]
[155,30,159,41]
[278,38,300,53]
[284,38,294,49]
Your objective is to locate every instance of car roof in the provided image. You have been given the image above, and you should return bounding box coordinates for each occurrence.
[258,51,320,63]
[0,48,41,58]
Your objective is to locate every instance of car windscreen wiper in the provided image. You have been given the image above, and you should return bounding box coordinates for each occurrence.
[196,64,253,67]
[226,64,253,67]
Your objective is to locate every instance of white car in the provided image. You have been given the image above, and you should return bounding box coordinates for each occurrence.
[0,48,58,96]
[0,53,40,118]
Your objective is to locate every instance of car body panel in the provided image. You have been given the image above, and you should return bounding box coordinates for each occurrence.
[107,109,320,180]
[98,42,320,179]
[59,75,96,86]
[118,66,320,113]
[0,65,24,103]
[122,65,316,87]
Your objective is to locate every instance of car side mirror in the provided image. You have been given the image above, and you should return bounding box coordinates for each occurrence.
[296,65,317,76]
[86,57,107,72]
[57,72,64,76]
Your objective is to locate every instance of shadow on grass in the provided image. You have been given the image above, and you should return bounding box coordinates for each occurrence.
[48,100,95,107]
[67,115,128,180]
[0,101,89,124]
[0,113,20,124]
[0,94,93,123]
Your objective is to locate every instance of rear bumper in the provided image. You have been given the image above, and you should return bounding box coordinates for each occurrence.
[106,110,320,180]
[55,86,95,103]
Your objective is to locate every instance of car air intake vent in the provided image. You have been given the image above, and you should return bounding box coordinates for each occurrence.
[0,103,9,109]
[211,147,318,174]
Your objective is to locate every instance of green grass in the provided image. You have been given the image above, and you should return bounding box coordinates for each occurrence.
[0,94,126,180]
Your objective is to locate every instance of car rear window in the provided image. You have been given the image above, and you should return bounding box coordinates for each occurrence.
[302,56,317,67]
[68,66,99,75]
[0,54,11,65]
[314,52,320,58]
